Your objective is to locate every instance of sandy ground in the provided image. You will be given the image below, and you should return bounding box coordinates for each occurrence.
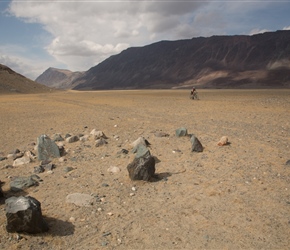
[0,89,289,249]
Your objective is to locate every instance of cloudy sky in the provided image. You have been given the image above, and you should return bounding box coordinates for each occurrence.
[0,0,290,80]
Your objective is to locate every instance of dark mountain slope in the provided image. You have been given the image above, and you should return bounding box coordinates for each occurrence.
[73,30,290,90]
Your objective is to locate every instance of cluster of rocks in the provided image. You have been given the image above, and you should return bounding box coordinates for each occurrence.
[0,126,233,234]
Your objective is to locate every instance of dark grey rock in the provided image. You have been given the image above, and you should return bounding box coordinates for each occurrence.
[127,155,155,181]
[286,160,290,166]
[190,135,203,152]
[10,175,41,192]
[37,135,60,161]
[0,156,7,161]
[65,133,71,138]
[175,127,188,137]
[5,196,49,233]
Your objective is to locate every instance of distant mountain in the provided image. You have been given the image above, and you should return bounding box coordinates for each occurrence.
[0,64,52,94]
[35,67,84,89]
[71,30,290,90]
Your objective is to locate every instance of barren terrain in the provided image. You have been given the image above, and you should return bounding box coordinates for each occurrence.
[0,89,289,249]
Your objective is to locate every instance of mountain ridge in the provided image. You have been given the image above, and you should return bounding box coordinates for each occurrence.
[37,30,290,90]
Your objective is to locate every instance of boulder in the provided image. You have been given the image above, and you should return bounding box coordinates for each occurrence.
[37,134,60,161]
[175,127,188,137]
[5,196,49,233]
[127,155,155,181]
[10,175,41,192]
[190,135,203,152]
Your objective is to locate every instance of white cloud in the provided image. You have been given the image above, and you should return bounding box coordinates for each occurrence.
[8,0,206,72]
[6,0,290,78]
[283,26,290,30]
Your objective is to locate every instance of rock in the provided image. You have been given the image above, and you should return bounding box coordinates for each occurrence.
[5,196,49,233]
[107,166,121,173]
[175,127,188,137]
[130,137,149,148]
[12,152,24,161]
[154,131,169,137]
[132,144,151,159]
[66,135,79,143]
[66,193,94,207]
[10,175,41,192]
[0,156,7,161]
[217,136,229,146]
[118,149,129,155]
[95,138,108,147]
[52,133,64,142]
[64,166,74,173]
[190,135,203,152]
[13,156,30,167]
[37,135,60,161]
[34,166,45,174]
[80,135,89,142]
[286,160,290,166]
[90,129,108,139]
[127,155,155,181]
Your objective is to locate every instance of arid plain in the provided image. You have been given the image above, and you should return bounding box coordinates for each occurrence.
[0,89,289,249]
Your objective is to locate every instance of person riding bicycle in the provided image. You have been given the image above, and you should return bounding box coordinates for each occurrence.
[190,87,196,96]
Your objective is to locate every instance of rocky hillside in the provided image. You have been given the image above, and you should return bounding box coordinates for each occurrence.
[71,30,290,90]
[0,64,52,94]
[35,67,84,89]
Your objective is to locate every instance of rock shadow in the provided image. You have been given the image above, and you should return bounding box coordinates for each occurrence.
[44,216,75,236]
[150,172,172,182]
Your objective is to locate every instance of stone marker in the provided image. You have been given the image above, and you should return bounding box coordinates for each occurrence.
[5,196,49,233]
[190,135,203,152]
[127,155,155,181]
[37,134,60,161]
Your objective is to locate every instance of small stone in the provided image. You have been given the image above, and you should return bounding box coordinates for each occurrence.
[130,193,135,196]
[97,208,102,212]
[102,183,109,187]
[69,217,75,222]
[107,212,113,216]
[132,187,137,191]
[217,136,229,146]
[286,160,290,166]
[107,166,121,173]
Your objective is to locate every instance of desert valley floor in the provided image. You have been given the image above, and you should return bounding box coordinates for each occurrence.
[0,89,289,249]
